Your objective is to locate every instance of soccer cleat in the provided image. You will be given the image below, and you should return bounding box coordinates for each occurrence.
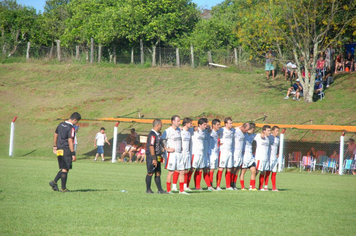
[49,181,59,191]
[179,191,190,195]
[156,190,167,194]
[146,189,154,194]
[284,96,289,100]
[264,188,269,191]
[171,186,178,191]
[167,191,175,194]
[216,187,223,191]
[59,188,69,193]
[249,187,258,191]
[226,187,234,191]
[272,189,279,192]
[207,187,216,191]
[241,188,247,191]
[260,188,266,191]
[184,187,192,191]
[195,188,203,191]
[233,187,238,190]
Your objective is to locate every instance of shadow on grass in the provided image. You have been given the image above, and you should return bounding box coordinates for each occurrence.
[70,189,108,192]
[21,149,37,157]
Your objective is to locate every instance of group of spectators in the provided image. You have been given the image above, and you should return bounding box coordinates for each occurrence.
[120,128,147,163]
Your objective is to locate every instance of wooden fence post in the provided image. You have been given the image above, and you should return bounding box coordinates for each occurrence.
[176,48,180,68]
[98,44,102,63]
[152,46,156,67]
[49,42,54,60]
[208,51,212,66]
[190,44,194,68]
[234,48,238,65]
[113,45,116,64]
[26,42,30,61]
[131,47,134,64]
[76,46,79,61]
[90,38,94,64]
[56,40,61,62]
[140,39,144,65]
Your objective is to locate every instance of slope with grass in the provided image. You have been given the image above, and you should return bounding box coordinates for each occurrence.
[0,61,355,158]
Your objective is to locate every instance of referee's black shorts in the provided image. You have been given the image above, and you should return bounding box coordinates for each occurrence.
[146,155,161,174]
[57,148,72,170]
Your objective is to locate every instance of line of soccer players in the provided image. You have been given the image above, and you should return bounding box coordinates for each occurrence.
[149,115,281,194]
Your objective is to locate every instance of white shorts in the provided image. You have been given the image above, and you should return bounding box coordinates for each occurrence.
[210,153,219,169]
[192,153,205,169]
[233,152,243,168]
[182,152,191,169]
[256,160,269,172]
[270,158,278,172]
[218,149,233,169]
[242,153,255,169]
[165,152,184,171]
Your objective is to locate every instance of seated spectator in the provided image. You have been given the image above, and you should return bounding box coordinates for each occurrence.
[334,53,344,73]
[303,150,313,172]
[136,144,146,163]
[129,128,139,142]
[284,79,303,101]
[313,79,323,96]
[316,56,325,74]
[344,52,354,72]
[329,150,339,174]
[121,139,138,162]
[323,66,334,88]
[310,147,317,159]
[285,60,298,80]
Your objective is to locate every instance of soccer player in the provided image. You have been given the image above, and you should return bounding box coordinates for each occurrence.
[209,119,221,187]
[216,117,234,191]
[266,126,280,191]
[49,112,81,192]
[94,127,110,161]
[178,117,193,191]
[255,125,272,191]
[161,115,188,194]
[240,123,257,191]
[145,119,166,194]
[189,118,214,191]
[231,123,250,190]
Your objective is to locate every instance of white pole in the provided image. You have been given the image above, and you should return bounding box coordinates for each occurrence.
[339,131,345,175]
[9,117,17,156]
[112,122,120,163]
[278,129,286,172]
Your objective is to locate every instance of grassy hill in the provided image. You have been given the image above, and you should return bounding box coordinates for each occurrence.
[0,61,355,158]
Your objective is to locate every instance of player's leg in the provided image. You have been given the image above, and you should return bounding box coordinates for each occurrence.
[94,152,99,161]
[225,152,233,190]
[166,170,174,193]
[249,165,257,190]
[165,152,176,193]
[172,171,180,191]
[240,168,247,190]
[101,153,105,161]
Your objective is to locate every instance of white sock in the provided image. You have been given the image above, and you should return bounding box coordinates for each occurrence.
[172,184,177,189]
[184,183,187,189]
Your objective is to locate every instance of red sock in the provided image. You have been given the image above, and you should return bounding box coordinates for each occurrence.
[203,172,211,187]
[250,179,256,189]
[264,171,271,186]
[240,180,245,189]
[272,172,277,190]
[173,171,179,184]
[217,170,223,187]
[230,173,235,184]
[209,171,214,186]
[225,171,231,188]
[234,173,238,183]
[259,174,264,190]
[187,170,193,187]
[166,182,171,193]
[184,173,188,184]
[195,171,202,189]
[194,170,198,188]
[179,182,184,192]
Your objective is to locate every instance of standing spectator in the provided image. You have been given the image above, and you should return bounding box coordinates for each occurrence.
[346,138,356,160]
[265,50,275,80]
[49,112,81,192]
[316,56,325,75]
[129,128,139,142]
[94,127,110,161]
[325,45,335,69]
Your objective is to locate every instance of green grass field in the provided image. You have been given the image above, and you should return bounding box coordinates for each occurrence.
[1,156,355,235]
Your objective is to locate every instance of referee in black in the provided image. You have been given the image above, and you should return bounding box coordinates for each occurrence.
[49,112,81,192]
[145,119,167,194]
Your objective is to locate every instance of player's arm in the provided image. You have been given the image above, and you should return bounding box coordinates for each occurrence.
[68,138,76,162]
[105,135,110,145]
[53,133,58,154]
[161,131,174,152]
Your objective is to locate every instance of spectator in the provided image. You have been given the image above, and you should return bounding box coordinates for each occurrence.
[313,79,323,99]
[330,150,339,174]
[94,127,110,161]
[136,144,146,163]
[304,150,313,172]
[121,139,138,162]
[324,45,335,69]
[284,79,303,101]
[344,52,354,72]
[285,60,297,81]
[265,50,275,80]
[346,138,356,160]
[310,147,317,159]
[316,56,325,74]
[323,66,334,88]
[334,53,344,73]
[129,128,139,142]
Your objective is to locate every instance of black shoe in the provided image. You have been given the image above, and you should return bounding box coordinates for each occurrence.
[157,190,168,194]
[59,188,70,193]
[146,189,154,194]
[49,181,59,191]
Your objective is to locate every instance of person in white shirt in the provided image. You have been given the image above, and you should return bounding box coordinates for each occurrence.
[208,119,221,188]
[240,123,257,190]
[189,118,215,191]
[161,115,188,194]
[230,123,250,190]
[255,125,272,191]
[94,127,110,161]
[266,126,280,191]
[216,117,234,191]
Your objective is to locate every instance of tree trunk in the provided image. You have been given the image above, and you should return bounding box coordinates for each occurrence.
[152,46,156,67]
[191,44,194,68]
[56,40,61,62]
[176,48,180,68]
[234,48,238,66]
[113,45,116,64]
[90,38,94,64]
[49,42,54,60]
[140,39,144,65]
[98,44,102,63]
[131,47,134,64]
[76,46,79,61]
[26,42,30,61]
